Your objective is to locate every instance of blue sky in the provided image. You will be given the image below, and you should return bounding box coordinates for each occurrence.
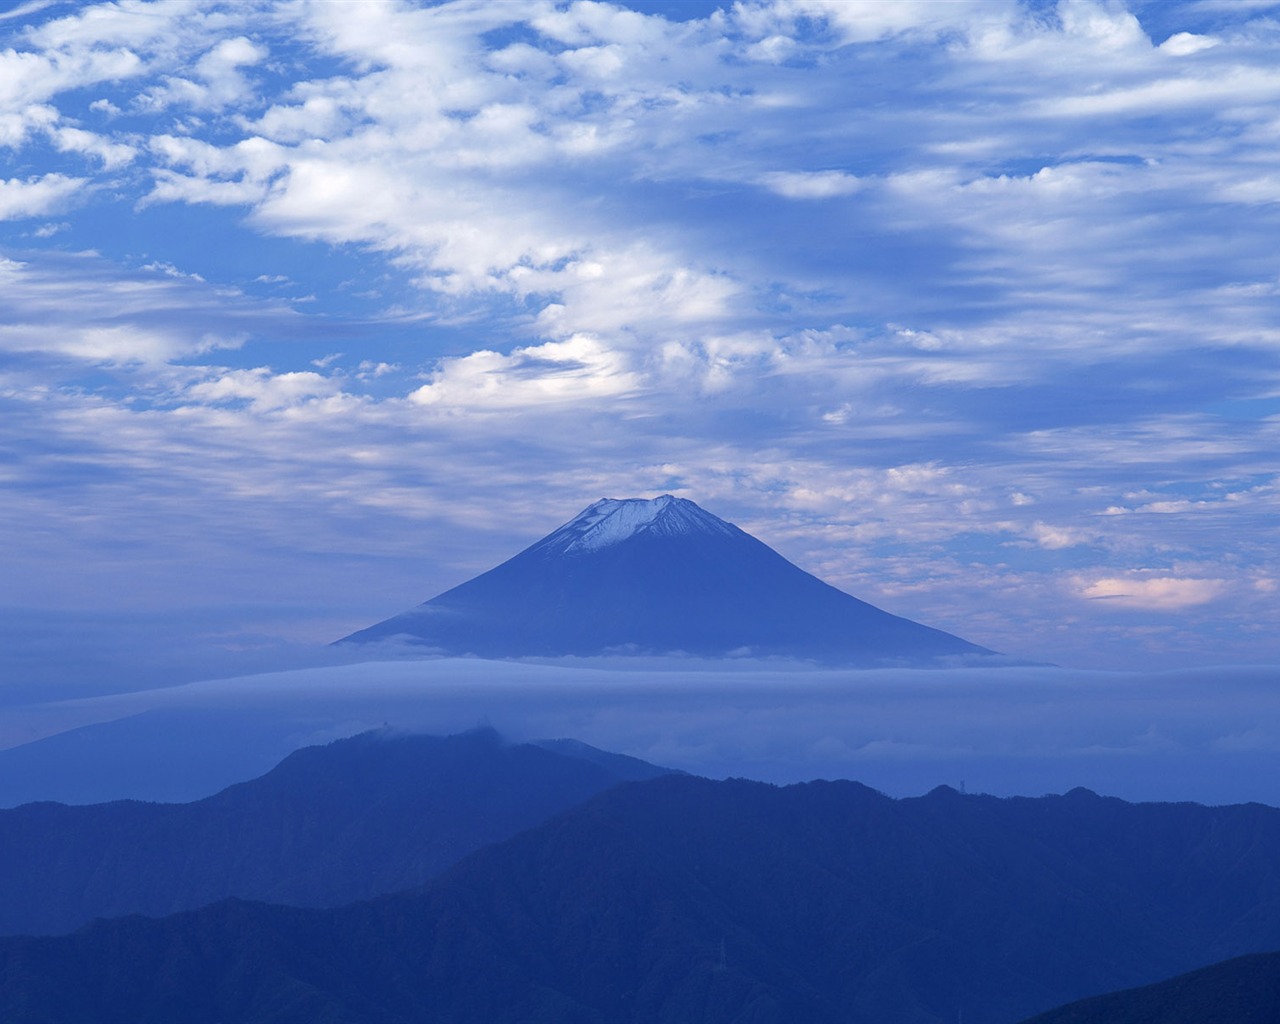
[2,0,1280,694]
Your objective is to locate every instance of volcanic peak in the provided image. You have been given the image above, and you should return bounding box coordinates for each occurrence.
[335,494,996,663]
[533,495,737,556]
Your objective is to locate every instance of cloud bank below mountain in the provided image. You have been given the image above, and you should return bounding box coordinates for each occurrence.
[5,658,1277,808]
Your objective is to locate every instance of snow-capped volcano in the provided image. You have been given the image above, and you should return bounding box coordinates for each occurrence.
[534,495,737,555]
[337,496,995,664]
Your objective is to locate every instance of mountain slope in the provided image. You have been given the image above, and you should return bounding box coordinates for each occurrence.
[4,775,1280,1023]
[1016,951,1280,1024]
[0,728,670,936]
[339,495,992,664]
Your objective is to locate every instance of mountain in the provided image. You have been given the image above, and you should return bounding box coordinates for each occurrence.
[4,775,1280,1023]
[1016,951,1280,1024]
[0,728,670,936]
[338,495,993,663]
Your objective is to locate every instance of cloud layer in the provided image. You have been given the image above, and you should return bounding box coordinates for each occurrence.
[6,658,1280,809]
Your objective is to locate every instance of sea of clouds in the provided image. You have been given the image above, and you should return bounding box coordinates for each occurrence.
[4,656,1277,809]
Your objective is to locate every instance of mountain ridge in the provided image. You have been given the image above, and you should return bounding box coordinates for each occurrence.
[4,768,1280,1022]
[1015,951,1280,1024]
[0,727,672,937]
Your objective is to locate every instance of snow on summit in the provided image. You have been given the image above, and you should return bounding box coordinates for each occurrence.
[538,496,737,555]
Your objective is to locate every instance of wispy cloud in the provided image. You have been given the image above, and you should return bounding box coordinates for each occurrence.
[0,0,1278,676]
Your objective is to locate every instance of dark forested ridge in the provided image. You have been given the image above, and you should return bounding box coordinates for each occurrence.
[1015,951,1280,1024]
[3,772,1280,1023]
[0,727,670,936]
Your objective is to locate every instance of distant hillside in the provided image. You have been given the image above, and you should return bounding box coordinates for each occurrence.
[1017,951,1280,1024]
[3,775,1280,1023]
[0,728,670,936]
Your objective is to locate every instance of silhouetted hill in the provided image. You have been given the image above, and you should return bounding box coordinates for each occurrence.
[338,495,994,663]
[1016,950,1280,1024]
[0,727,670,936]
[3,775,1280,1023]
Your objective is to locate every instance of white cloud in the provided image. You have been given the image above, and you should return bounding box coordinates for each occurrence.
[740,0,1011,45]
[64,325,199,364]
[143,34,269,111]
[0,173,84,219]
[1159,32,1219,57]
[1079,575,1231,610]
[757,169,862,199]
[409,334,640,410]
[1029,522,1092,550]
[0,250,287,365]
[1054,0,1149,51]
[50,126,136,169]
[0,38,143,111]
[1042,69,1280,119]
[0,321,228,364]
[185,367,344,411]
[0,1,60,23]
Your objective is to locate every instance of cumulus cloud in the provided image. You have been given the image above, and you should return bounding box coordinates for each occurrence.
[409,334,640,411]
[140,34,269,111]
[0,173,85,219]
[1159,31,1218,56]
[185,367,344,411]
[49,126,136,169]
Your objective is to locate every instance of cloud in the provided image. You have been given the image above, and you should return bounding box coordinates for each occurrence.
[141,34,269,111]
[740,0,1011,45]
[184,367,345,411]
[1028,522,1093,550]
[0,33,143,110]
[7,659,1280,808]
[0,322,203,364]
[49,126,136,169]
[756,170,863,199]
[0,1,60,23]
[1079,575,1231,609]
[409,334,640,410]
[1159,32,1219,56]
[0,250,292,365]
[0,173,85,219]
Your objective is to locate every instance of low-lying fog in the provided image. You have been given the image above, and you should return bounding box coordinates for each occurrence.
[3,656,1277,809]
